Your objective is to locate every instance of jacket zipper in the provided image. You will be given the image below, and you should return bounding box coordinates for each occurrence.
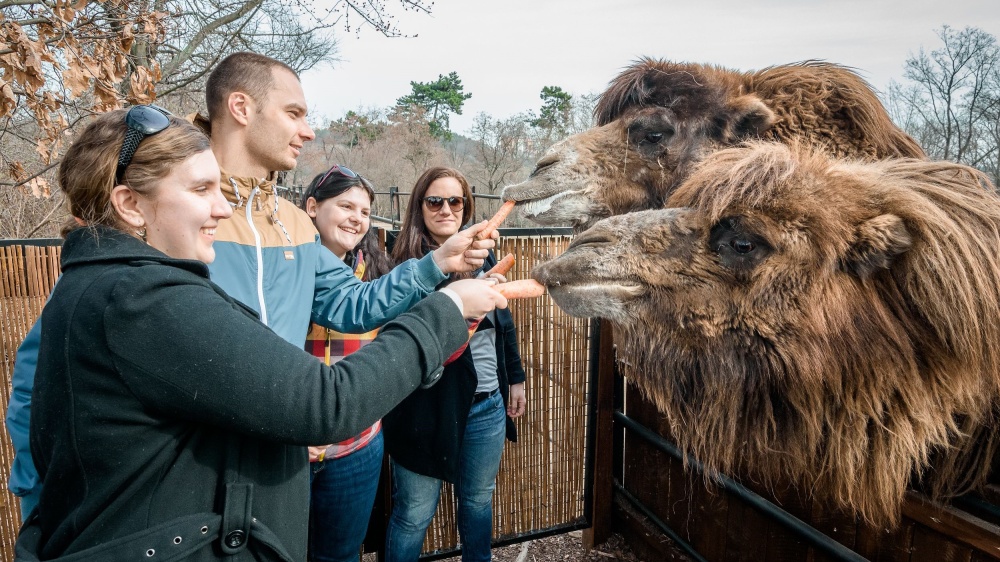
[245,186,269,325]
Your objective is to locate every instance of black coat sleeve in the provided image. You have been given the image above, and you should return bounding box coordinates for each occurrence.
[103,266,468,444]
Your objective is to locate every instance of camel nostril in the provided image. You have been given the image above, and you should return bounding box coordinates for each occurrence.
[530,154,560,177]
[568,231,617,250]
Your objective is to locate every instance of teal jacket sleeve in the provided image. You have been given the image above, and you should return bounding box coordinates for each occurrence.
[5,318,42,518]
[311,245,446,333]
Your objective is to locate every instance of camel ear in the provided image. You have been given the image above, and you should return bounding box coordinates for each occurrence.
[728,95,775,139]
[843,214,912,278]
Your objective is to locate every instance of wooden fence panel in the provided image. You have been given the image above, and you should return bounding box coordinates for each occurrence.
[614,372,1000,561]
[1,244,62,562]
[418,234,593,555]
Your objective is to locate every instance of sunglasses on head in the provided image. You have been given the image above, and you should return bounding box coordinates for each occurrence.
[316,164,358,187]
[422,196,466,212]
[116,105,172,185]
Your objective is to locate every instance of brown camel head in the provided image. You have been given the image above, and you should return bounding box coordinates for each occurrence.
[504,58,924,231]
[534,142,1000,526]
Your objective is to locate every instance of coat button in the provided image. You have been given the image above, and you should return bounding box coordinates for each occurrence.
[224,530,245,548]
[421,367,444,388]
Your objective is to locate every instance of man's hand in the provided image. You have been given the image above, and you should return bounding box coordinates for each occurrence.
[432,221,498,274]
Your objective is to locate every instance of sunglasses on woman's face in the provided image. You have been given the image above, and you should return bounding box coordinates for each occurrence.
[422,196,465,213]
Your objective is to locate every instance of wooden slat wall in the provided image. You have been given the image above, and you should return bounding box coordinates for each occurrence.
[616,380,1000,562]
[1,244,61,562]
[0,236,591,561]
[419,234,592,554]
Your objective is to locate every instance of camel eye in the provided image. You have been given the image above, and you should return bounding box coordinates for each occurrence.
[644,132,663,144]
[731,239,755,253]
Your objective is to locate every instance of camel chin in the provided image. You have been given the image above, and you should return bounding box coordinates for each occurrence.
[543,282,644,322]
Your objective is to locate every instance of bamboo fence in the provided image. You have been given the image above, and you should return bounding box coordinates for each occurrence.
[0,235,592,561]
[1,244,61,562]
[418,234,592,555]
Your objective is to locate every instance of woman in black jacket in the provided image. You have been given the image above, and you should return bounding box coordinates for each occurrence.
[384,167,527,562]
[15,108,506,562]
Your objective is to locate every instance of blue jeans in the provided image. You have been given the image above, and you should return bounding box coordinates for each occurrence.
[385,390,506,562]
[309,430,384,562]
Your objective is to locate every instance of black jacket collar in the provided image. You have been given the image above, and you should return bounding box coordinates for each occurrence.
[61,226,210,278]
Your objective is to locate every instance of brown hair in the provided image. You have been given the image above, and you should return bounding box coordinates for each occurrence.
[391,167,474,267]
[59,109,211,235]
[206,52,298,122]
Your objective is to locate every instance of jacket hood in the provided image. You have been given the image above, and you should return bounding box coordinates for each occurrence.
[61,226,209,277]
[220,169,278,210]
[187,112,279,212]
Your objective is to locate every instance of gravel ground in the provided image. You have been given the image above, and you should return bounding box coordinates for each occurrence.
[361,531,645,561]
[437,531,644,562]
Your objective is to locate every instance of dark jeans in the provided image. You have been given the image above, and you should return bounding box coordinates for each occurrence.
[309,430,384,562]
[385,390,506,562]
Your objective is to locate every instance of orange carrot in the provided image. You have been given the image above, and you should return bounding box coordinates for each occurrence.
[495,278,546,299]
[477,200,516,240]
[485,253,516,277]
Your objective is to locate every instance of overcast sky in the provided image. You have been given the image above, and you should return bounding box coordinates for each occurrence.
[300,0,999,135]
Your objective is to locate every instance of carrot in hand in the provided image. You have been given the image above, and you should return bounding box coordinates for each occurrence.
[495,278,546,299]
[484,253,516,277]
[444,274,541,366]
[477,200,516,240]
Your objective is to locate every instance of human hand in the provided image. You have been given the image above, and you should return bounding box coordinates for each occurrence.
[508,383,526,418]
[432,221,498,274]
[308,445,331,462]
[447,278,508,319]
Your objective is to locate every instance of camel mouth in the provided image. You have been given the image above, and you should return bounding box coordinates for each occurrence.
[502,189,604,231]
[543,281,645,320]
[547,282,644,296]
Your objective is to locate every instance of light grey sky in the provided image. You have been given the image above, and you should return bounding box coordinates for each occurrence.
[300,0,1000,135]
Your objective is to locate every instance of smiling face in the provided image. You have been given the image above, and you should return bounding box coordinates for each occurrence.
[245,67,315,173]
[307,185,372,259]
[421,176,466,245]
[136,149,233,263]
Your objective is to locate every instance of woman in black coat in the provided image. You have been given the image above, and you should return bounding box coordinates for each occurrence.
[384,167,527,562]
[15,108,506,562]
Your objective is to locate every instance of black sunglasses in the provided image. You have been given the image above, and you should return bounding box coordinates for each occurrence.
[316,164,358,187]
[423,196,466,212]
[116,105,172,184]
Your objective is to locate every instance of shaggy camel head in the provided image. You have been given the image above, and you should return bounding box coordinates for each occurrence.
[534,142,1000,526]
[504,59,924,231]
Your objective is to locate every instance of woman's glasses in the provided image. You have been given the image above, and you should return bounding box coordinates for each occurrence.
[316,164,358,187]
[116,105,172,184]
[422,196,466,212]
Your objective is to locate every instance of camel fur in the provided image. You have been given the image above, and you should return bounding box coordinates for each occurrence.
[533,142,1000,526]
[504,59,924,231]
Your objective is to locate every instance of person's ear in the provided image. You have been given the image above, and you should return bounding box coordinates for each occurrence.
[110,184,147,229]
[305,196,318,218]
[228,92,252,126]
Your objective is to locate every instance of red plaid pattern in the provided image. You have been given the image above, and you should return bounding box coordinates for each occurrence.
[305,260,381,460]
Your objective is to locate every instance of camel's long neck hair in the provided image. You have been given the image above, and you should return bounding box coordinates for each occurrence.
[625,143,1000,526]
